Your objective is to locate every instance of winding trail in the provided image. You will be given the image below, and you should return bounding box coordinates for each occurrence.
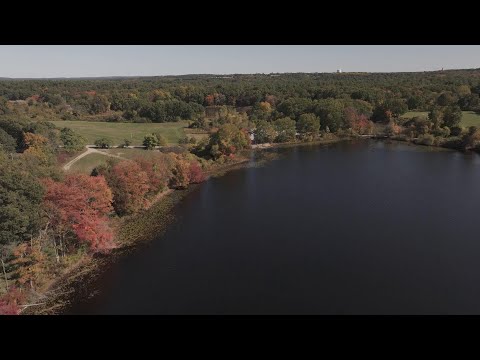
[63,146,127,171]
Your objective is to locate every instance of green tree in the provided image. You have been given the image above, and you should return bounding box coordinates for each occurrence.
[60,127,86,152]
[254,120,276,144]
[94,138,113,149]
[297,113,320,140]
[154,133,168,146]
[458,94,480,111]
[383,98,408,118]
[428,108,444,129]
[0,96,9,115]
[274,117,296,143]
[121,139,131,148]
[277,98,313,119]
[407,96,424,110]
[0,155,44,246]
[313,99,344,132]
[89,95,110,114]
[0,129,16,153]
[436,92,457,107]
[143,133,159,150]
[443,105,462,128]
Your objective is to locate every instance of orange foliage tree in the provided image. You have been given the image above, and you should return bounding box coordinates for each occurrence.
[170,156,191,189]
[10,240,47,291]
[104,161,150,215]
[22,132,54,165]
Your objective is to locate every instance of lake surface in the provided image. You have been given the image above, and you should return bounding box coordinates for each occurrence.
[67,140,480,314]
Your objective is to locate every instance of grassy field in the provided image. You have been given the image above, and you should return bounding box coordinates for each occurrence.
[100,148,156,159]
[68,148,171,173]
[49,121,189,145]
[402,111,480,127]
[68,153,110,174]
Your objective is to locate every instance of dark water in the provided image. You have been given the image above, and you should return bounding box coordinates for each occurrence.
[67,140,480,314]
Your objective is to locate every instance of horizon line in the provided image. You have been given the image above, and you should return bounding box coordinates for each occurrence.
[1,67,478,80]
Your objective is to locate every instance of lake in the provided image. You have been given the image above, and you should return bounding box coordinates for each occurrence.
[67,140,480,314]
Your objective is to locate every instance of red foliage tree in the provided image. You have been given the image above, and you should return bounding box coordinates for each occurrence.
[189,161,206,184]
[265,94,277,106]
[106,161,150,215]
[134,156,171,194]
[205,94,215,106]
[43,174,115,252]
[0,287,24,315]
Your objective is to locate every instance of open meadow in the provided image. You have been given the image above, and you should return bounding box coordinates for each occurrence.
[49,120,190,145]
[402,111,480,127]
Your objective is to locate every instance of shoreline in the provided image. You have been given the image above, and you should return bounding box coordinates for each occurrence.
[23,155,256,315]
[24,135,468,314]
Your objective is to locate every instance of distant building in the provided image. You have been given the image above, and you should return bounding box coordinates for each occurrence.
[337,69,342,73]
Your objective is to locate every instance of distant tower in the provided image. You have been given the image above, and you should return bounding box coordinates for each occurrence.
[337,69,342,74]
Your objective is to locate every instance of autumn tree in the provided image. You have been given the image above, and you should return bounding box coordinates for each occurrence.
[104,161,150,215]
[208,123,251,159]
[0,287,24,315]
[344,107,374,134]
[386,120,402,136]
[10,240,46,291]
[251,101,273,120]
[134,155,172,194]
[170,157,191,189]
[189,161,206,184]
[22,132,55,166]
[264,94,277,107]
[43,174,115,253]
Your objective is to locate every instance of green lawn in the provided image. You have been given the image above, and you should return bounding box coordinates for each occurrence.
[49,120,188,145]
[100,148,157,159]
[69,148,168,173]
[402,111,480,128]
[68,153,110,174]
[458,111,480,127]
[401,111,429,119]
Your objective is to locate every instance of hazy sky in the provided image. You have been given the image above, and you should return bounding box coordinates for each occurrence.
[0,45,479,78]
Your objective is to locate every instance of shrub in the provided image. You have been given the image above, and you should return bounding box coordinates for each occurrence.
[94,138,113,149]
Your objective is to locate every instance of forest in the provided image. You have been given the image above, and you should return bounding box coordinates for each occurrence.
[2,69,480,314]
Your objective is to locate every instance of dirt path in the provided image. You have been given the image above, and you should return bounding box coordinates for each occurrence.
[63,146,126,171]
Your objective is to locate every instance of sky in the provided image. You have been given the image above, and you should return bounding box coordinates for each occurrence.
[0,45,479,78]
